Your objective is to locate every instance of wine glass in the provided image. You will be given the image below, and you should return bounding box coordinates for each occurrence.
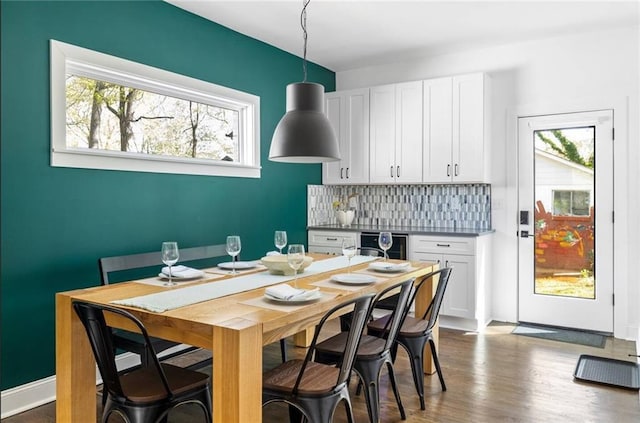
[274,230,287,255]
[378,232,393,261]
[161,241,179,286]
[342,238,357,273]
[226,235,242,274]
[287,244,305,287]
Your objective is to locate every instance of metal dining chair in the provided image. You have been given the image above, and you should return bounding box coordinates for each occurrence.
[315,279,414,423]
[73,301,212,423]
[262,294,375,423]
[367,267,453,410]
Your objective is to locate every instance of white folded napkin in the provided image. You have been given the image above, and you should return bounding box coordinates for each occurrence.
[265,284,320,301]
[266,251,281,256]
[161,265,204,278]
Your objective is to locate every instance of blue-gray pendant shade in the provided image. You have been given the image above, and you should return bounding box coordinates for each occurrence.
[269,82,340,163]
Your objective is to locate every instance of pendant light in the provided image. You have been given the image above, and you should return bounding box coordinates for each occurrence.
[269,0,340,163]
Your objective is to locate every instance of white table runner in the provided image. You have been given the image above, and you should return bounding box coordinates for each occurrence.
[111,255,377,312]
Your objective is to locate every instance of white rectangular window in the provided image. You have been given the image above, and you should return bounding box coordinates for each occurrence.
[552,190,591,216]
[50,40,261,178]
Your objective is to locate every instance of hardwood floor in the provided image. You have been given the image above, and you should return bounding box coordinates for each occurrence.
[5,322,639,422]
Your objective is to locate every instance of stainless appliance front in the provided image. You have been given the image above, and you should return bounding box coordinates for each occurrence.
[360,232,408,260]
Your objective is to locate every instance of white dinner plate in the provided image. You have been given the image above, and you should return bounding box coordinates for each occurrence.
[331,273,377,285]
[368,261,411,273]
[264,290,324,304]
[218,261,257,270]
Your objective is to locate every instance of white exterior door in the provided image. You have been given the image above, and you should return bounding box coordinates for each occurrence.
[518,110,614,332]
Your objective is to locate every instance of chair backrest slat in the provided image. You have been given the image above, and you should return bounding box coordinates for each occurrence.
[99,244,227,285]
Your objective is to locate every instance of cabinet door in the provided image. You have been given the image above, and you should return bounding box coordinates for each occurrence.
[452,73,484,182]
[344,89,370,183]
[322,93,344,184]
[395,81,423,183]
[423,77,453,183]
[369,84,396,183]
[441,254,475,319]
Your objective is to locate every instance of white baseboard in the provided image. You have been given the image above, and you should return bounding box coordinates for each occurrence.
[0,344,190,419]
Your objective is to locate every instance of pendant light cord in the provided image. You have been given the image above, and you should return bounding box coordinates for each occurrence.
[300,0,311,82]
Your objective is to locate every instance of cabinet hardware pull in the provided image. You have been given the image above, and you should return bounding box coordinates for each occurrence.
[346,167,350,178]
[447,164,451,176]
[455,163,459,176]
[390,166,394,178]
[436,243,451,247]
[340,168,344,179]
[327,237,338,241]
[396,166,400,178]
[445,260,449,267]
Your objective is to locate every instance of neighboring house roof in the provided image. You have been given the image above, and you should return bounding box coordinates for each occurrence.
[535,148,593,176]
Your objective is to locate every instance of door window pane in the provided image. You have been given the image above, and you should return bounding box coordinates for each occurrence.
[533,127,595,299]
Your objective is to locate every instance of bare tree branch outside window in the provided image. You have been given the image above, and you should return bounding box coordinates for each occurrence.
[65,75,240,162]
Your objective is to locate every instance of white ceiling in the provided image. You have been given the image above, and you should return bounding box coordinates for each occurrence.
[167,0,639,72]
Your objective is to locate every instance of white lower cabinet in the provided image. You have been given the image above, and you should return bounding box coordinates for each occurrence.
[308,230,359,255]
[409,235,492,331]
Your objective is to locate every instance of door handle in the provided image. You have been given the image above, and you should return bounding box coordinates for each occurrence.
[390,166,394,178]
[520,230,535,238]
[447,164,451,177]
[396,166,400,178]
[454,163,459,176]
[346,167,350,179]
[340,168,344,179]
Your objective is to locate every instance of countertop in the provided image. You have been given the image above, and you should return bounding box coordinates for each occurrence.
[307,224,494,237]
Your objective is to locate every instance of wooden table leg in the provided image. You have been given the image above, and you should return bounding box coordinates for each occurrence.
[56,294,96,422]
[213,319,263,423]
[414,269,438,375]
[293,327,315,347]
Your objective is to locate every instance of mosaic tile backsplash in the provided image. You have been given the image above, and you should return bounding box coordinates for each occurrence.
[308,184,491,229]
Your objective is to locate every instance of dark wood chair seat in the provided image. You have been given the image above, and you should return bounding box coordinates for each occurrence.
[314,332,387,360]
[368,314,430,338]
[120,363,210,403]
[263,359,341,395]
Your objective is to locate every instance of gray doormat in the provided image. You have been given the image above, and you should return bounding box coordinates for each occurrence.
[574,354,640,390]
[512,324,606,348]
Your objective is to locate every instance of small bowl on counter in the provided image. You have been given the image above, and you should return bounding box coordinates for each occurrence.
[260,255,314,276]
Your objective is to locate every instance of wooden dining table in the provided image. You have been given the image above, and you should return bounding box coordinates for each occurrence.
[56,254,439,423]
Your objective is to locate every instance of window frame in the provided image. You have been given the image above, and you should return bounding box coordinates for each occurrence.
[50,40,261,178]
[552,189,591,216]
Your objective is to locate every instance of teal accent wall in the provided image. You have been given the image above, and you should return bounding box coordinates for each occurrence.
[0,0,334,390]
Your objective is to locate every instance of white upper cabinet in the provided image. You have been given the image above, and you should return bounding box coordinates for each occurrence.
[370,81,423,184]
[423,77,453,183]
[323,89,370,185]
[423,73,490,183]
